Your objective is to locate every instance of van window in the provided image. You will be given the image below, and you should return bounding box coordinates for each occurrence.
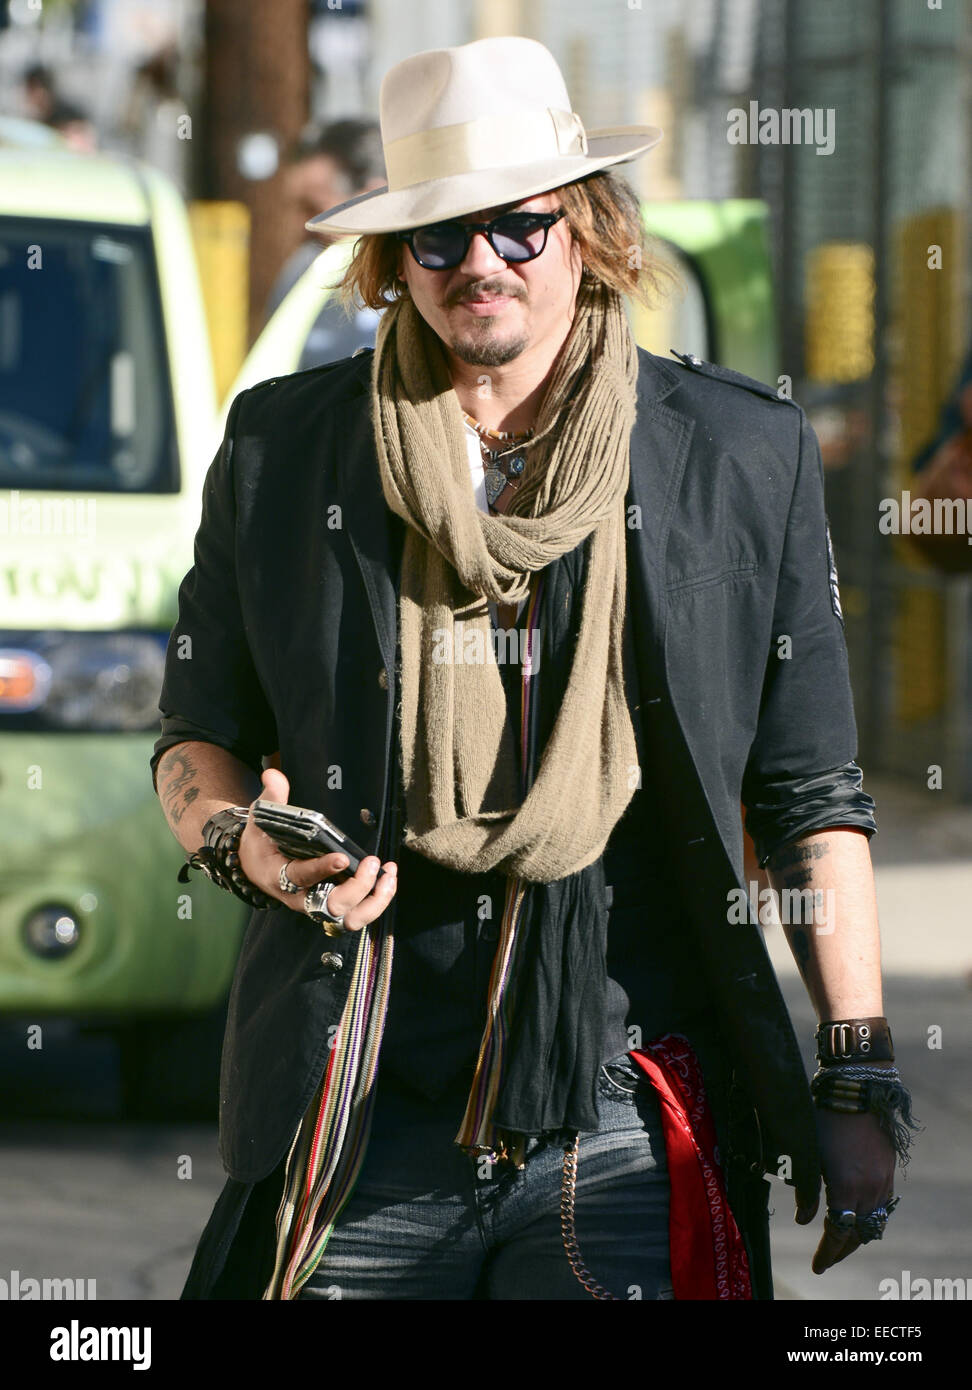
[629,238,711,362]
[0,218,178,493]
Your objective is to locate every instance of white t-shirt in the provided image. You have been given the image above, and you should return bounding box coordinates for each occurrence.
[463,420,527,625]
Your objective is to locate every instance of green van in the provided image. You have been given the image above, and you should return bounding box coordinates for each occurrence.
[0,143,247,1114]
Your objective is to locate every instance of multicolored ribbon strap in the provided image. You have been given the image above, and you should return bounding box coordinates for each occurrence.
[629,1034,753,1300]
[452,876,529,1165]
[263,571,545,1293]
[453,572,545,1167]
[262,917,394,1300]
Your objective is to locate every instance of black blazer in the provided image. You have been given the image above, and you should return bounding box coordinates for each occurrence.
[152,345,876,1234]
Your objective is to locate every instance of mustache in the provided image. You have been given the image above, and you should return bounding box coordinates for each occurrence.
[448,280,525,306]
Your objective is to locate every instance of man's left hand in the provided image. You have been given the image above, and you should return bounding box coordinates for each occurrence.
[795,1109,897,1274]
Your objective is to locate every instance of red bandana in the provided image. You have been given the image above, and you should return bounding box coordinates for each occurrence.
[630,1034,753,1299]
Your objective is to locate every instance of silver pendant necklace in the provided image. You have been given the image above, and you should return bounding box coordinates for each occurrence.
[482,446,528,508]
[462,411,534,512]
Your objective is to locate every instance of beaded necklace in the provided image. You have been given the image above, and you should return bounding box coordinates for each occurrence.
[462,409,534,514]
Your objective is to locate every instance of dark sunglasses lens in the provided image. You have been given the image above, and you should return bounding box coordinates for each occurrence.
[490,215,548,261]
[410,223,465,268]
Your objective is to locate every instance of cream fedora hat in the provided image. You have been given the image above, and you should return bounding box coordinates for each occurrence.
[304,36,663,235]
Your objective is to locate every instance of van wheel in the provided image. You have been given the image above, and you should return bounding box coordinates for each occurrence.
[117,1004,227,1122]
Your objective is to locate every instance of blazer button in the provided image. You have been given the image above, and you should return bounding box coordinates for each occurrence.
[377,667,389,690]
[360,808,376,825]
[320,951,343,972]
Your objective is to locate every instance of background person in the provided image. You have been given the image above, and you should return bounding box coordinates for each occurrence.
[262,116,386,367]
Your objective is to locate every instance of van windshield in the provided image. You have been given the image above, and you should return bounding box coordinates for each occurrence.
[0,217,178,493]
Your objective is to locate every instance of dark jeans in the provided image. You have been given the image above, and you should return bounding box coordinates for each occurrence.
[297,1051,673,1301]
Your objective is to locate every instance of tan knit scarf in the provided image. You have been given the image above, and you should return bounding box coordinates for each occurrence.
[370,276,639,883]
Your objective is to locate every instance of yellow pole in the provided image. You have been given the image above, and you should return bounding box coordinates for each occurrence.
[187,200,251,404]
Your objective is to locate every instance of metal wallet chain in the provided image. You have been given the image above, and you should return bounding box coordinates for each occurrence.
[560,1135,624,1300]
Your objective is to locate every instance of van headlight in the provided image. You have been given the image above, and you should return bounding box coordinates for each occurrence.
[0,632,167,731]
[22,904,82,958]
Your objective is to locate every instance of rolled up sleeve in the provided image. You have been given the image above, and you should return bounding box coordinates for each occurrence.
[150,389,277,794]
[741,405,877,867]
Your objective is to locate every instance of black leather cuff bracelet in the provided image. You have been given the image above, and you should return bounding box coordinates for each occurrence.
[177,807,281,911]
[815,1017,894,1066]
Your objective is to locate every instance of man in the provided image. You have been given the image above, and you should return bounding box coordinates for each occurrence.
[153,37,907,1301]
[262,118,385,365]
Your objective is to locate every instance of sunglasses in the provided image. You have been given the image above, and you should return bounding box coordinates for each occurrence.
[396,208,566,270]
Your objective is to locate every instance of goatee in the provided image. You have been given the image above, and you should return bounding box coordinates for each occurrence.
[449,330,529,367]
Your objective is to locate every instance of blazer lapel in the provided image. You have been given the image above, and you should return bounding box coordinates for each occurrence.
[336,358,403,675]
[625,349,695,661]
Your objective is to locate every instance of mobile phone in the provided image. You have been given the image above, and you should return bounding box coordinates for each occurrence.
[251,800,382,878]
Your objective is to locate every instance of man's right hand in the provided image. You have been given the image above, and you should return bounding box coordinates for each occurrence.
[238,767,397,931]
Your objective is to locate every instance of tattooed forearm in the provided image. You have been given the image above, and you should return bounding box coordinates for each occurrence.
[766,838,832,876]
[153,739,262,853]
[765,829,883,1020]
[157,747,202,826]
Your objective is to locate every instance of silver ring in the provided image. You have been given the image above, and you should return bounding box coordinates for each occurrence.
[278,861,301,895]
[825,1207,858,1233]
[303,879,346,935]
[857,1196,899,1243]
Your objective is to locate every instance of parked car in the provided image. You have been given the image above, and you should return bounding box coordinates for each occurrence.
[0,139,246,1117]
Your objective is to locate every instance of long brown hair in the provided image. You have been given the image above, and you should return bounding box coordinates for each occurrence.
[327,168,679,315]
